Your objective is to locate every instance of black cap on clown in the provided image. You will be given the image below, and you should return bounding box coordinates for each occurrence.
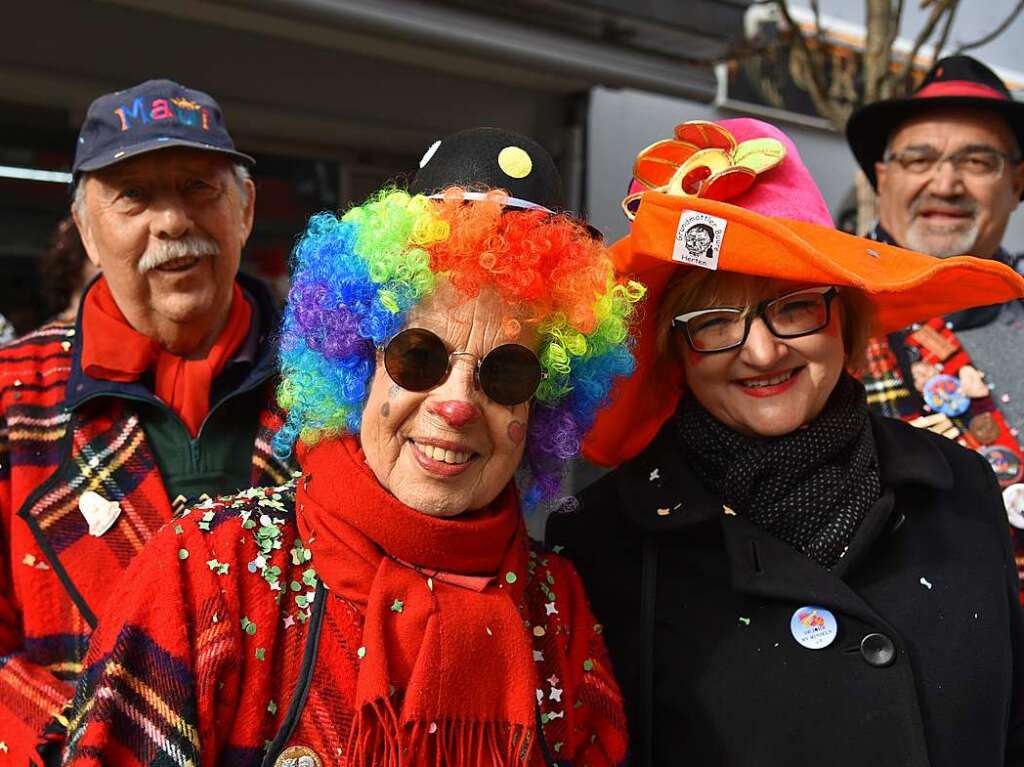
[410,127,569,213]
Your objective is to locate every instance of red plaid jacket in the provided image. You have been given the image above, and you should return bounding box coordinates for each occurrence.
[0,283,291,764]
[62,481,628,767]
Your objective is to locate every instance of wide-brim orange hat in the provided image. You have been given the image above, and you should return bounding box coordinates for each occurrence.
[584,117,1024,468]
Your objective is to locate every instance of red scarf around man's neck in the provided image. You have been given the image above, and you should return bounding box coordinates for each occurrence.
[296,437,540,766]
[81,276,252,437]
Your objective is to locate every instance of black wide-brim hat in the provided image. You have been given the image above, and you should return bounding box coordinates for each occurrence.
[847,55,1024,197]
[409,127,600,237]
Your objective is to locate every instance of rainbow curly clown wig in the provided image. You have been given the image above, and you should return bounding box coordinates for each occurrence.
[273,188,644,507]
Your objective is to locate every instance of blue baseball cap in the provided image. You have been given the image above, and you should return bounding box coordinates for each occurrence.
[72,78,254,175]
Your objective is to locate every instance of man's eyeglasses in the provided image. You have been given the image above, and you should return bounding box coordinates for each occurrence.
[884,146,1020,178]
[672,286,838,353]
[380,327,544,406]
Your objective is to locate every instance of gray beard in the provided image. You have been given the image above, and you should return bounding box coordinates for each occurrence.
[904,218,981,259]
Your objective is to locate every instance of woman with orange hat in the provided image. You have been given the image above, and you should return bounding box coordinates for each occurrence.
[547,118,1024,767]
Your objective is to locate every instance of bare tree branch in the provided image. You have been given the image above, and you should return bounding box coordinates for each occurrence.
[898,0,954,95]
[879,0,904,98]
[774,0,842,126]
[930,0,959,67]
[954,0,1024,53]
[810,0,824,50]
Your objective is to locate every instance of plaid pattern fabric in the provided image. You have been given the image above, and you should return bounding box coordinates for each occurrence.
[63,485,627,766]
[861,329,1024,601]
[0,319,291,764]
[861,333,919,419]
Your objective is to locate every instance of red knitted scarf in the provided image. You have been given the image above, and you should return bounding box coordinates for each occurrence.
[81,277,252,437]
[296,437,539,766]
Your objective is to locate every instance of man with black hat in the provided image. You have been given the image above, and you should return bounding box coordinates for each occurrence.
[0,79,291,762]
[847,55,1024,593]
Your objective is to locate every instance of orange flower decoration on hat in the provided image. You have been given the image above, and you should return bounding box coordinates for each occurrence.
[622,121,786,220]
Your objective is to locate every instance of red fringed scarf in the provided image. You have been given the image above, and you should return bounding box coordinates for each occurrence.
[81,277,252,437]
[296,437,540,766]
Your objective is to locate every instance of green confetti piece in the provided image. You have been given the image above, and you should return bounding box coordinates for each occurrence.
[357,646,366,659]
[582,659,594,672]
[390,599,404,613]
[174,524,183,535]
[202,511,215,522]
[738,616,751,626]
[553,742,563,753]
[290,581,301,592]
[177,548,189,560]
[552,545,564,554]
[255,647,265,661]
[302,568,318,587]
[267,700,277,715]
[241,617,257,636]
[217,563,229,575]
[540,712,550,724]
[505,572,518,585]
[546,573,555,585]
[296,595,308,609]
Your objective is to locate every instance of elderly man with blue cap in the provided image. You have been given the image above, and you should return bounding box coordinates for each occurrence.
[0,79,290,763]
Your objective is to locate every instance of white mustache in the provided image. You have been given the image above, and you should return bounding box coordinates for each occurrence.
[137,235,220,274]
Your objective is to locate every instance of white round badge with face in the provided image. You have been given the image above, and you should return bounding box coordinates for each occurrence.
[790,606,838,650]
[1003,483,1024,529]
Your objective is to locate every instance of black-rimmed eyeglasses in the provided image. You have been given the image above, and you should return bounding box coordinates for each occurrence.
[672,286,839,353]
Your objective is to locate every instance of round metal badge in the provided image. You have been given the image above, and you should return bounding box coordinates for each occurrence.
[922,374,970,417]
[980,445,1024,486]
[969,412,1001,445]
[274,745,323,767]
[789,606,838,650]
[1003,483,1024,529]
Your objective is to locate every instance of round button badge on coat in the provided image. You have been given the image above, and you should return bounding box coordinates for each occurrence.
[859,633,896,667]
[790,606,838,649]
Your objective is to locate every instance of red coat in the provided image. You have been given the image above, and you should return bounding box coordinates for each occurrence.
[0,302,291,762]
[62,480,628,766]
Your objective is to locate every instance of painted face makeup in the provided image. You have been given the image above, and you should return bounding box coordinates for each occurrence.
[359,282,534,517]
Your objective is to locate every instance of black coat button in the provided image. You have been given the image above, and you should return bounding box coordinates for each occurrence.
[860,633,896,667]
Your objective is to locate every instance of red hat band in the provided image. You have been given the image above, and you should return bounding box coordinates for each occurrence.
[914,80,1009,102]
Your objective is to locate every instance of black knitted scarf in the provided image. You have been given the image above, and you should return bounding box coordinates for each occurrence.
[676,372,881,569]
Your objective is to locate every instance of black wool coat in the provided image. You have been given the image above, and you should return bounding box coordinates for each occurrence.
[547,414,1024,767]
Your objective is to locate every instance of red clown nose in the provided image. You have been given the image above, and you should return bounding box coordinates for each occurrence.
[429,400,482,428]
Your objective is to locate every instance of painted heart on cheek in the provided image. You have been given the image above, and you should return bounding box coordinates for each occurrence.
[507,420,526,446]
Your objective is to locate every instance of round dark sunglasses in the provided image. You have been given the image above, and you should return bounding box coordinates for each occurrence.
[380,327,543,406]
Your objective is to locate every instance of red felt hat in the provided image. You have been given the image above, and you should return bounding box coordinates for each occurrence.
[583,117,1024,468]
[846,55,1024,197]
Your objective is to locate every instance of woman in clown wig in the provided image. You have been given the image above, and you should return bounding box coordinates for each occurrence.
[61,129,639,767]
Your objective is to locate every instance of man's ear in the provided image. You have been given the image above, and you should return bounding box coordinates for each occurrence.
[240,177,256,244]
[1009,160,1024,207]
[874,162,888,196]
[71,182,103,269]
